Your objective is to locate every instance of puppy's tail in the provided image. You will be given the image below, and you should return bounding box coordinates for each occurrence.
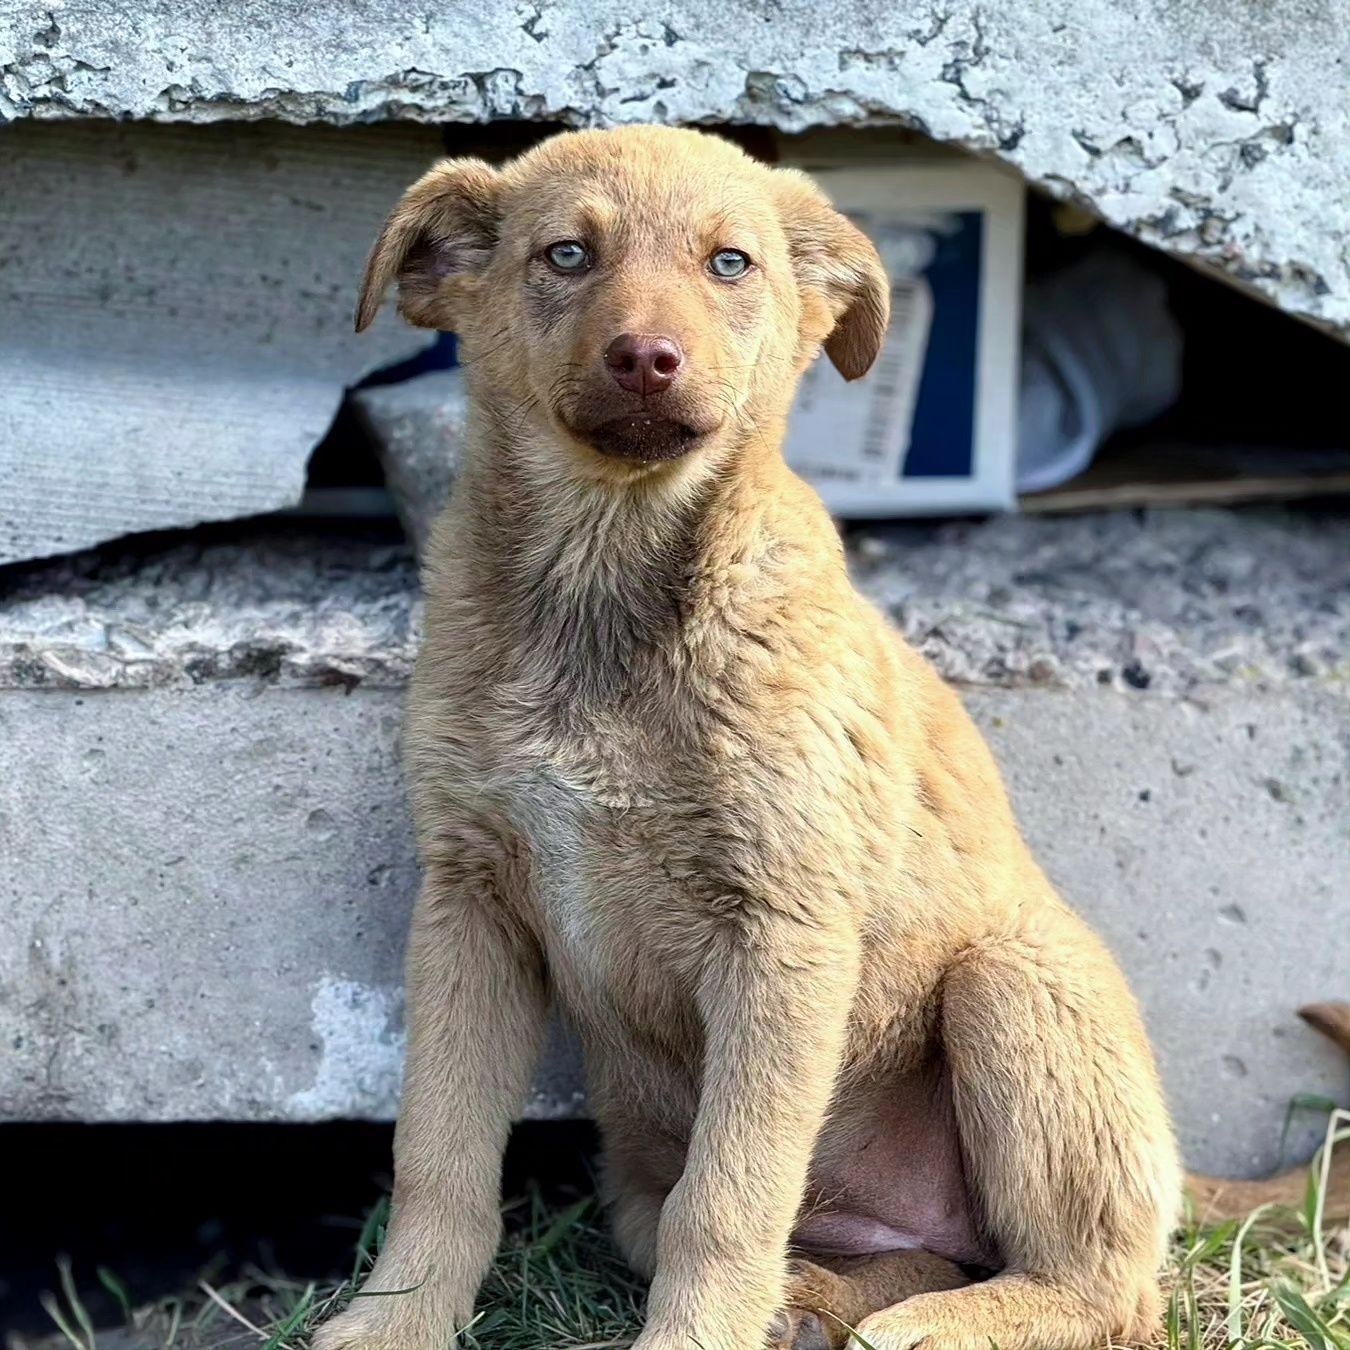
[1185,1002,1350,1224]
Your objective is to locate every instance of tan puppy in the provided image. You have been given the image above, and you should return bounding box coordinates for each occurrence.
[314,126,1181,1350]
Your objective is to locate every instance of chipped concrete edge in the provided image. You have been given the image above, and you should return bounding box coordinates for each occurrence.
[3,510,1349,698]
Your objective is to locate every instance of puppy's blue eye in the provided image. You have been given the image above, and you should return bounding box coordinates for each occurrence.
[709,248,751,279]
[545,240,590,272]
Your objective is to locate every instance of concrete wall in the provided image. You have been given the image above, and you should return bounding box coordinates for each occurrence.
[2,512,1346,1176]
[2,0,1347,343]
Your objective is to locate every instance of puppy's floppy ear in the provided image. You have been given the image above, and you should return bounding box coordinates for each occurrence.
[774,169,890,380]
[355,158,502,333]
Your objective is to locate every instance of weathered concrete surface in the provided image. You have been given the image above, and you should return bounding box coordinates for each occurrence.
[2,2,1347,342]
[0,121,440,565]
[4,506,1348,692]
[1,511,1347,1174]
[0,679,585,1123]
[971,687,1350,1176]
[850,508,1350,695]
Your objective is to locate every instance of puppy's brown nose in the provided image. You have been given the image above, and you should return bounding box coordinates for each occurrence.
[604,333,683,396]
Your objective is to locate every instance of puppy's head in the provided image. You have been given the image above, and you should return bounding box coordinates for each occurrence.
[357,126,888,472]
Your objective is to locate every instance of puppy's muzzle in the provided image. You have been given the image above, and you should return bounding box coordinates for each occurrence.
[565,331,716,462]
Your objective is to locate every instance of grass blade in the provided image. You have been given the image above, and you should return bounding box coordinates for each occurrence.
[534,1197,594,1258]
[260,1282,315,1350]
[39,1291,92,1350]
[1273,1281,1347,1350]
[819,1309,883,1349]
[1229,1205,1275,1345]
[352,1195,390,1281]
[1188,1219,1238,1268]
[162,1297,183,1350]
[56,1257,97,1350]
[349,1277,430,1298]
[1312,1112,1350,1291]
[1167,1278,1184,1350]
[95,1266,133,1323]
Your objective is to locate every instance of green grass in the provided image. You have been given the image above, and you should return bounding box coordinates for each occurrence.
[25,1117,1349,1350]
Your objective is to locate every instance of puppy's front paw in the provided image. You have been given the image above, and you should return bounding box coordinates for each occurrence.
[310,1293,461,1350]
[856,1292,966,1350]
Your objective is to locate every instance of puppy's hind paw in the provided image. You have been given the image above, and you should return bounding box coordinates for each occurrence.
[766,1306,848,1350]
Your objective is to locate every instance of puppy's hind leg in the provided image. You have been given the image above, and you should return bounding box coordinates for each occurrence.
[859,922,1182,1350]
[595,1073,689,1280]
[604,1159,668,1281]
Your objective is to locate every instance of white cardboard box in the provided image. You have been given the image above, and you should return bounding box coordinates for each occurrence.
[782,163,1024,517]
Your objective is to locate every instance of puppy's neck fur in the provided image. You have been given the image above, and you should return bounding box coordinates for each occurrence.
[452,407,802,711]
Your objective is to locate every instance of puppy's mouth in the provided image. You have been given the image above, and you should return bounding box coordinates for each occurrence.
[576,415,709,463]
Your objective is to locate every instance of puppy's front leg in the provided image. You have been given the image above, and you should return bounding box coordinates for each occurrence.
[636,922,859,1350]
[314,862,548,1350]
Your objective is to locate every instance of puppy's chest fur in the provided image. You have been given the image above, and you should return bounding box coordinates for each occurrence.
[427,483,883,1040]
[484,700,728,1039]
[458,574,751,1029]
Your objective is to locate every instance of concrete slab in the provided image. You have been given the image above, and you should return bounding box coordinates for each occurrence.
[0,678,586,1124]
[0,536,422,693]
[0,121,441,565]
[2,1,1347,343]
[1,512,1347,1174]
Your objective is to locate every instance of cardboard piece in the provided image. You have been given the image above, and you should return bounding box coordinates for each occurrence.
[779,162,1024,517]
[1021,444,1350,513]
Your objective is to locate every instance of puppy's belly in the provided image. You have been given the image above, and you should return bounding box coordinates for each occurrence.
[791,1212,931,1257]
[800,1054,995,1267]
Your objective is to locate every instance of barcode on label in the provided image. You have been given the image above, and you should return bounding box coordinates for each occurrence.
[782,256,935,490]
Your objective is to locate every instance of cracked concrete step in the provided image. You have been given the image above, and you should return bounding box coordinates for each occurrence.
[1,510,1347,1176]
